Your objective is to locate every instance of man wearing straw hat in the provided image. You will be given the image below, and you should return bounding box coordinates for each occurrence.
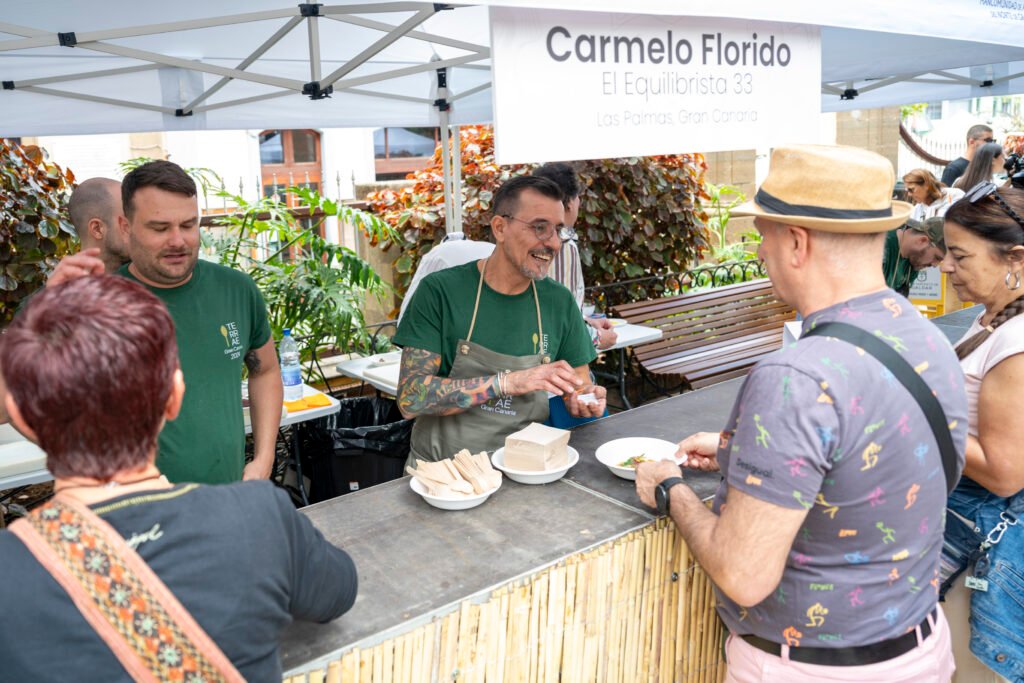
[636,145,968,682]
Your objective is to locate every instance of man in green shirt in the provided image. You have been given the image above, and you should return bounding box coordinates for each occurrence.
[882,217,946,297]
[46,161,282,484]
[394,176,606,463]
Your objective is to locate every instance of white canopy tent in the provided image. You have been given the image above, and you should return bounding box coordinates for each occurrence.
[6,0,1024,134]
[0,2,494,133]
[4,0,1024,227]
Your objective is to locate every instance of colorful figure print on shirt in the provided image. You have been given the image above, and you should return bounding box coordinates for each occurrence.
[708,290,968,646]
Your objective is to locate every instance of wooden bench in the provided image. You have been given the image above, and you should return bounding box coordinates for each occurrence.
[611,278,795,392]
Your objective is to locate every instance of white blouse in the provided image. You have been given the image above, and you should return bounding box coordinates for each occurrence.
[956,312,1024,436]
[910,187,965,221]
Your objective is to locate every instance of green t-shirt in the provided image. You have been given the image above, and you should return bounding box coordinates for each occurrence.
[882,229,919,297]
[394,261,596,376]
[122,260,271,484]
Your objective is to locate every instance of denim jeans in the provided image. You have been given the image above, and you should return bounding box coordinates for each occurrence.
[947,480,1024,682]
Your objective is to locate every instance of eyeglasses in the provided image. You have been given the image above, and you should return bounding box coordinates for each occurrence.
[501,215,577,242]
[964,181,1024,228]
[984,137,997,143]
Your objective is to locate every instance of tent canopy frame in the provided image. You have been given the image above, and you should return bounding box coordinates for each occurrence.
[0,3,491,118]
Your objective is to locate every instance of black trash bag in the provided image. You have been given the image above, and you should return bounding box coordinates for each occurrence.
[299,396,413,503]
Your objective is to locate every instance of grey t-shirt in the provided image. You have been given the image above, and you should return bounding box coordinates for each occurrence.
[713,290,967,647]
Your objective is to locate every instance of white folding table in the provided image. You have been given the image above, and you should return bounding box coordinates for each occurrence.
[246,384,341,506]
[333,351,402,397]
[597,321,663,410]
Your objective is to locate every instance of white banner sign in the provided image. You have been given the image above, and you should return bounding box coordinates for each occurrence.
[491,8,821,164]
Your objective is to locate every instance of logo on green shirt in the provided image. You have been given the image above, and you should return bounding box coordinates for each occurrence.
[221,322,242,360]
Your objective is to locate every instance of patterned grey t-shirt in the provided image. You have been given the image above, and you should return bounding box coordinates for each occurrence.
[712,290,967,647]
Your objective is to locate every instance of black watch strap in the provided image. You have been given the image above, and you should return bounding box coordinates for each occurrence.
[656,476,685,515]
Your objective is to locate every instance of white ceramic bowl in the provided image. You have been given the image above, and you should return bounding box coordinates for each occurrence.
[491,446,579,485]
[594,437,679,481]
[409,475,501,511]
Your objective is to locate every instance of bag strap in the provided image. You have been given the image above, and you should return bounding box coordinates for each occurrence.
[9,494,245,683]
[804,322,959,494]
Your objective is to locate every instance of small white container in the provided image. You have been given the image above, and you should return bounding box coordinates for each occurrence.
[409,476,501,511]
[594,438,679,481]
[491,446,579,485]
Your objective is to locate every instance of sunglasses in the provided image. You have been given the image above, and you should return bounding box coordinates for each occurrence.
[964,181,1024,228]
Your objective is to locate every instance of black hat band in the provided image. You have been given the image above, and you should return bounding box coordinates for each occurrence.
[756,189,893,220]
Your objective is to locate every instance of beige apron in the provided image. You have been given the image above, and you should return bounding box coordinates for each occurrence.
[408,259,551,465]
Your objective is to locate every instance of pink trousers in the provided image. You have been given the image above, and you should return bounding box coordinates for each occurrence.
[724,606,955,683]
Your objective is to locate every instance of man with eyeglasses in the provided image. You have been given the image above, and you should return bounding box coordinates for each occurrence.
[394,175,607,465]
[942,124,995,188]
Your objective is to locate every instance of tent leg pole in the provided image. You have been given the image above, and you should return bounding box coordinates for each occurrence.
[440,113,452,235]
[436,66,454,236]
[452,125,462,234]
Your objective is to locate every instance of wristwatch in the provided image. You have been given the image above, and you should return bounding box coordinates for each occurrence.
[655,477,685,515]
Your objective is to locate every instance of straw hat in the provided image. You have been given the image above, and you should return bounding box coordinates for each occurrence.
[733,144,912,233]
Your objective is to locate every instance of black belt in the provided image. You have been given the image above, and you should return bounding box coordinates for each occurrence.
[739,607,936,667]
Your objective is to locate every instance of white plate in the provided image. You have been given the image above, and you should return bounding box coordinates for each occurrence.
[607,318,628,327]
[594,437,679,480]
[409,475,500,511]
[491,446,579,485]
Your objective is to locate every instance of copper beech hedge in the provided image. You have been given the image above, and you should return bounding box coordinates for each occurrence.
[0,139,77,326]
[367,125,710,306]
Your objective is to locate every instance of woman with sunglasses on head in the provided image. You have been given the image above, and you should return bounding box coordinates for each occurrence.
[953,142,1007,192]
[938,182,1024,682]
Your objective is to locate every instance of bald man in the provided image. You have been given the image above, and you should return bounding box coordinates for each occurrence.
[67,177,129,273]
[0,179,130,425]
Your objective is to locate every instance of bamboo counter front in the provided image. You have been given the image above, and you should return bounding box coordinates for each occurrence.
[281,380,743,682]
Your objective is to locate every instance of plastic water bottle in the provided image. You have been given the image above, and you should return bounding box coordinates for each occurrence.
[279,329,303,402]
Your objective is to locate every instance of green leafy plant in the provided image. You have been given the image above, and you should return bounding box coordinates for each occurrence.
[367,125,710,305]
[119,156,224,197]
[0,139,78,326]
[900,103,927,120]
[704,182,747,254]
[696,181,761,287]
[205,186,398,373]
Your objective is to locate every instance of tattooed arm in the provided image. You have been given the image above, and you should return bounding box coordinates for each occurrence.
[397,347,502,418]
[396,347,585,419]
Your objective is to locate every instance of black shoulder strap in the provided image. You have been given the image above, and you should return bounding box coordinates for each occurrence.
[804,321,959,494]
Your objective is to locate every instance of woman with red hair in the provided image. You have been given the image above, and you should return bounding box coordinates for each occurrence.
[0,275,357,682]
